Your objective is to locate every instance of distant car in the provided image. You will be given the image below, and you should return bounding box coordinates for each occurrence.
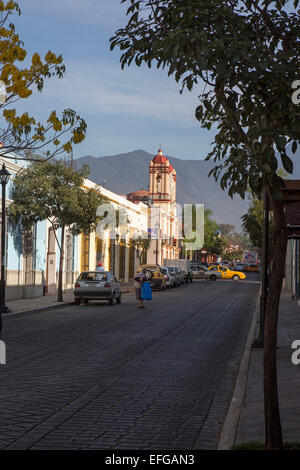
[182,270,193,283]
[235,263,244,272]
[247,264,259,272]
[208,265,246,281]
[175,266,185,285]
[161,267,176,288]
[167,266,181,286]
[74,271,122,305]
[193,265,222,281]
[137,264,166,291]
[222,260,230,267]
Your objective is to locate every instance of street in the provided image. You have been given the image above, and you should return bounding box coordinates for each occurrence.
[0,276,260,450]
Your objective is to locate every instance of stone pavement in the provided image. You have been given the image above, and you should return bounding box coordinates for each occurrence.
[0,279,260,450]
[235,289,300,445]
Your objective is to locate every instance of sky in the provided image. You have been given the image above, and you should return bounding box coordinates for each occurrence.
[12,0,214,161]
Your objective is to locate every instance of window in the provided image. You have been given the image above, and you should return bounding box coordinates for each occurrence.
[79,272,108,282]
[66,232,75,285]
[81,233,90,272]
[23,225,36,285]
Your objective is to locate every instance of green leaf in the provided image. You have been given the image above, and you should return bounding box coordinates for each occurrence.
[275,136,287,151]
[195,105,203,121]
[280,152,293,174]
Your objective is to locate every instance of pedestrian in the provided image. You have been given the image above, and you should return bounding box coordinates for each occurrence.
[96,262,105,272]
[134,268,147,309]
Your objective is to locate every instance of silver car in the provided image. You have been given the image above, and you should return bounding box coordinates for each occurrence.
[161,267,176,288]
[74,271,122,305]
[167,266,181,287]
[193,265,222,281]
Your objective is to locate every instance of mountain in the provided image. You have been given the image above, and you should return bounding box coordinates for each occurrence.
[74,149,251,231]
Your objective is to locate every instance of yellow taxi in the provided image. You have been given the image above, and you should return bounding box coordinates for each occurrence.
[137,264,166,291]
[208,265,246,281]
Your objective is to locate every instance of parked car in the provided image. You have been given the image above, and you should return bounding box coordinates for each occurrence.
[161,267,176,288]
[137,264,166,291]
[222,260,230,267]
[235,263,244,272]
[208,265,246,281]
[247,264,259,272]
[167,266,181,286]
[182,270,193,283]
[74,271,122,305]
[175,266,185,285]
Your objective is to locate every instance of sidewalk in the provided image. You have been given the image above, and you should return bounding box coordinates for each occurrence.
[235,289,300,446]
[2,282,135,319]
[3,290,74,318]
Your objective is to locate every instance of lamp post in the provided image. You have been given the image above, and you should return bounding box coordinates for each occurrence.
[0,163,10,328]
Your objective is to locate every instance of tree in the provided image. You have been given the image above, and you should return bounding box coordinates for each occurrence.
[203,209,227,255]
[9,161,105,302]
[110,0,300,449]
[218,223,235,239]
[242,195,275,258]
[0,2,86,161]
[129,233,151,264]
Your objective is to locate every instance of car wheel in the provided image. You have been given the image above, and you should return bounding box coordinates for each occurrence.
[83,299,89,304]
[74,298,81,305]
[116,295,121,304]
[209,274,217,281]
[232,274,240,281]
[108,296,115,305]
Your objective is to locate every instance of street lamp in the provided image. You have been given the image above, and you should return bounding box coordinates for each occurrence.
[0,163,10,326]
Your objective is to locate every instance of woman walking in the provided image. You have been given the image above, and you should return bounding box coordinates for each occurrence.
[134,267,147,309]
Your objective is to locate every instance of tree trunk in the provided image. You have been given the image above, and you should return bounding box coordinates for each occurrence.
[58,225,65,302]
[264,195,287,450]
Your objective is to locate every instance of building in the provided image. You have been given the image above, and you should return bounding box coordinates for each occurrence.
[127,149,181,265]
[1,148,182,300]
[77,179,148,284]
[0,154,48,299]
[0,153,149,300]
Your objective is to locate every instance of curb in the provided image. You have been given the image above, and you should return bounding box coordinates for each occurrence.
[217,292,260,450]
[3,301,75,320]
[3,289,135,321]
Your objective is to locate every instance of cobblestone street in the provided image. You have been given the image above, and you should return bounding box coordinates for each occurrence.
[0,278,259,450]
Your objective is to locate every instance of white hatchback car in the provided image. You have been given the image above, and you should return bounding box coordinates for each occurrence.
[74,271,122,305]
[161,267,176,288]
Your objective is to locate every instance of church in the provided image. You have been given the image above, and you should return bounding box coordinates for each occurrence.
[127,148,181,265]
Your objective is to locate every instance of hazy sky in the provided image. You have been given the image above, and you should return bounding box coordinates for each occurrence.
[13,0,214,160]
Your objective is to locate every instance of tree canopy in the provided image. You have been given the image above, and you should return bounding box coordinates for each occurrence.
[0,1,86,161]
[111,0,300,448]
[111,0,300,198]
[9,161,104,234]
[9,161,105,301]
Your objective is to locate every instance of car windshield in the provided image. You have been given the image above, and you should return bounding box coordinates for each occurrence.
[79,272,108,281]
[139,266,158,272]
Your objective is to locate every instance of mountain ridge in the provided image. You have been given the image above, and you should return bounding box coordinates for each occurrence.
[74,149,250,231]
